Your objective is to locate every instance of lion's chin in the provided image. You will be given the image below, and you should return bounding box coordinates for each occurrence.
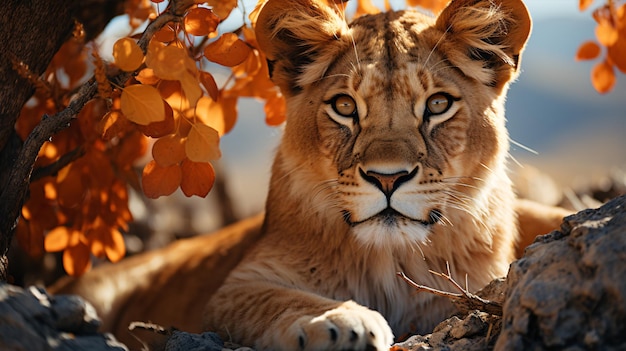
[350,210,439,249]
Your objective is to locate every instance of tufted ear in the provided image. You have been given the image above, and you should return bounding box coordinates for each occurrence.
[435,0,532,88]
[255,0,349,95]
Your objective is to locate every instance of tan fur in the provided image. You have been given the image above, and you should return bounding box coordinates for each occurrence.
[50,1,570,350]
[515,198,572,257]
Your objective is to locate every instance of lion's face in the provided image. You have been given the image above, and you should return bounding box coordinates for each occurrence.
[258,1,530,248]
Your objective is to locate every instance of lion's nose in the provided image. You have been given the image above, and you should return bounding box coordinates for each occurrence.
[359,167,418,197]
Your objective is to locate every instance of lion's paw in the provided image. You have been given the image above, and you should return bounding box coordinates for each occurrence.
[284,301,394,351]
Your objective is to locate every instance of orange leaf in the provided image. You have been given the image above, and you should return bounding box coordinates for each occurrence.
[180,159,215,197]
[178,115,193,137]
[56,163,85,209]
[184,7,220,36]
[194,95,237,135]
[575,41,601,61]
[264,91,286,126]
[99,110,132,140]
[44,226,72,252]
[180,71,202,107]
[152,134,187,167]
[154,24,177,42]
[113,38,144,72]
[579,0,594,11]
[146,41,189,80]
[200,71,219,101]
[608,32,626,73]
[136,68,160,85]
[232,48,262,77]
[54,40,88,87]
[99,110,120,137]
[220,94,238,135]
[241,26,259,48]
[207,0,237,19]
[596,21,619,46]
[355,0,380,17]
[63,242,92,276]
[185,123,221,162]
[248,0,263,26]
[591,60,616,93]
[142,160,182,198]
[121,84,165,125]
[226,52,274,99]
[159,80,190,111]
[204,33,252,67]
[114,130,148,168]
[193,97,220,131]
[136,101,175,138]
[104,228,126,262]
[90,230,105,258]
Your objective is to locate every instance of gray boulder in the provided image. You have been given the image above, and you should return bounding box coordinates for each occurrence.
[496,194,626,350]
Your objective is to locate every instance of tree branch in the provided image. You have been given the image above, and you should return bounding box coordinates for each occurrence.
[31,146,86,183]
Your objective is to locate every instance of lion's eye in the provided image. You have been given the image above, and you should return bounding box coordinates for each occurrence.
[331,95,358,118]
[426,93,453,116]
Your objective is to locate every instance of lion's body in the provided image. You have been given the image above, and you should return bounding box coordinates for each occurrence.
[51,1,572,350]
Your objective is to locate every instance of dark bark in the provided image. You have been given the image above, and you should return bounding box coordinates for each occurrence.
[0,0,74,152]
[0,0,75,282]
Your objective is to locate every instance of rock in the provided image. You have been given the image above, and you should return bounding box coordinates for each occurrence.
[0,283,127,351]
[164,331,223,351]
[393,311,500,351]
[52,294,101,334]
[495,194,626,351]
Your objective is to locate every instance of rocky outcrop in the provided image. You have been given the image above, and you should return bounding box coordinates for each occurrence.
[0,283,127,351]
[392,310,502,351]
[496,194,626,350]
[0,282,245,351]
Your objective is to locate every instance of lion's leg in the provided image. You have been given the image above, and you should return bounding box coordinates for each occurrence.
[515,198,572,257]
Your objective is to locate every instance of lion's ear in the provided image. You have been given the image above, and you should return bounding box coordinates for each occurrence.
[435,0,532,88]
[255,0,349,95]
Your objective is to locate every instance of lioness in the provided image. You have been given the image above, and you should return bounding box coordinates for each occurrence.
[204,0,563,349]
[52,0,570,349]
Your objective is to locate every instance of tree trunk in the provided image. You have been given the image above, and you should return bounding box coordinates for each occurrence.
[0,0,75,282]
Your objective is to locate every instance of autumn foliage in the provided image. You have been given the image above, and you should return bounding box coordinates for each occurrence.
[576,0,626,93]
[11,0,623,276]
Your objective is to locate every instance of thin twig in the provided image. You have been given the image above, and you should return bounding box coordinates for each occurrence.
[397,269,503,316]
[128,321,170,335]
[397,271,463,300]
[31,146,86,182]
[128,321,172,351]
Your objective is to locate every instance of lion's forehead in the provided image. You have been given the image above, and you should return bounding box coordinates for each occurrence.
[324,13,457,104]
[356,62,434,103]
[348,10,438,68]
